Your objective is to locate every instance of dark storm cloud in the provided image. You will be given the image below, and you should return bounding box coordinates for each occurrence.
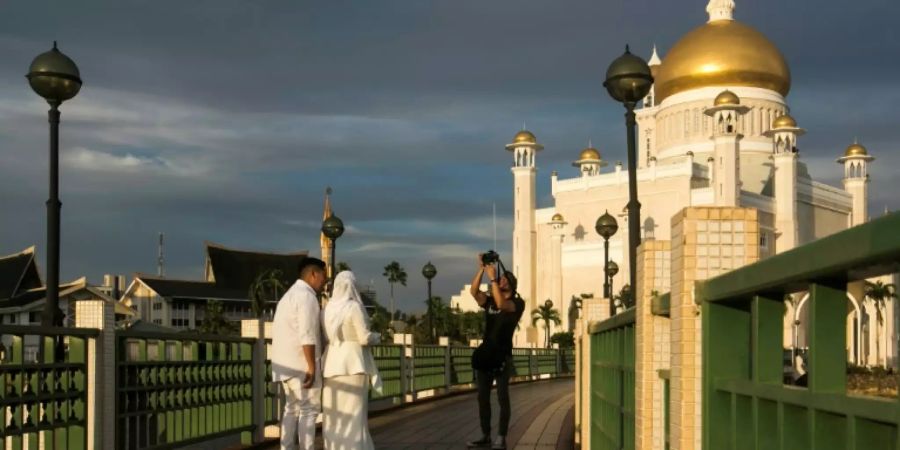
[1,0,898,311]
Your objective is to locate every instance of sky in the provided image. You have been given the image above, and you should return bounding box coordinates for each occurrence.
[2,0,899,314]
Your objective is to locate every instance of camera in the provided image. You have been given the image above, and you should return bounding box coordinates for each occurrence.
[481,250,500,265]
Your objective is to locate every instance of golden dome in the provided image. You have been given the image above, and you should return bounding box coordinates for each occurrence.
[713,90,740,106]
[654,20,791,103]
[772,114,797,129]
[578,147,601,161]
[845,143,868,157]
[551,213,564,222]
[513,130,537,144]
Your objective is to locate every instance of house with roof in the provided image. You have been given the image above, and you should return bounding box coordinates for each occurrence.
[120,242,307,331]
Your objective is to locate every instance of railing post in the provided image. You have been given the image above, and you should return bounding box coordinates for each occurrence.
[75,300,115,450]
[444,344,451,391]
[241,319,267,444]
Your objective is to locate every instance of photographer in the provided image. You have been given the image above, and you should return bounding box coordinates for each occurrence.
[467,252,525,449]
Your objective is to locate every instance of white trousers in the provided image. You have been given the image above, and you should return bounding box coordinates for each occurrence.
[322,374,374,450]
[281,377,322,450]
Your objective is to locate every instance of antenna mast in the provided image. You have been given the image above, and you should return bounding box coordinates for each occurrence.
[157,232,165,277]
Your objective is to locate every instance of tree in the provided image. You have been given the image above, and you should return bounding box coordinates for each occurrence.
[865,280,897,368]
[382,261,408,323]
[336,262,351,274]
[550,331,575,348]
[248,269,286,319]
[424,296,450,343]
[532,301,562,348]
[615,284,634,311]
[200,300,238,335]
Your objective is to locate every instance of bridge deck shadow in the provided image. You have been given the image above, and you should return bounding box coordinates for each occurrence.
[262,378,574,450]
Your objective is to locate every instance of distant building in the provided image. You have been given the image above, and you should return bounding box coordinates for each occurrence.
[120,242,307,331]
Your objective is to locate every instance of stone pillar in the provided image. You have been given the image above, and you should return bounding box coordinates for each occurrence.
[241,319,271,444]
[76,300,115,450]
[669,207,759,450]
[773,152,799,251]
[635,240,671,450]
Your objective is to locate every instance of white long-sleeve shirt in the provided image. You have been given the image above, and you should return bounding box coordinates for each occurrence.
[272,279,321,382]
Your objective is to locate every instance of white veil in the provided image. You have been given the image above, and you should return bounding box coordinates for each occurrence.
[323,271,368,341]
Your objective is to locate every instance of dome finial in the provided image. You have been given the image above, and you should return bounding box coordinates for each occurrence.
[648,44,662,66]
[522,120,527,131]
[707,0,735,22]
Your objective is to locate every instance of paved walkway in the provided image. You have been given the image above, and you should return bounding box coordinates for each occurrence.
[264,378,574,450]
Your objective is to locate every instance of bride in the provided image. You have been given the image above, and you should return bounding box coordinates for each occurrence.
[322,271,382,450]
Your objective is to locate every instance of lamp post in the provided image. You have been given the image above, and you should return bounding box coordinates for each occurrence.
[603,45,653,314]
[422,261,437,343]
[321,214,345,290]
[606,261,619,314]
[26,42,82,327]
[595,210,619,314]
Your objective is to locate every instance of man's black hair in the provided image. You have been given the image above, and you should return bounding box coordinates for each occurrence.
[298,257,326,277]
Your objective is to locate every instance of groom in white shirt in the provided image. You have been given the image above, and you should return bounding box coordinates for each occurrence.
[272,257,328,450]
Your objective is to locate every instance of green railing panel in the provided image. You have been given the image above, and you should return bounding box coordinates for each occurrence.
[449,346,475,385]
[115,331,255,450]
[589,308,636,450]
[534,348,558,375]
[369,344,403,400]
[511,348,532,378]
[0,326,97,450]
[700,212,900,450]
[412,345,446,392]
[561,348,575,375]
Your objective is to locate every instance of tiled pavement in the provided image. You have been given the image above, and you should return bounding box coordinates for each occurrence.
[263,378,574,450]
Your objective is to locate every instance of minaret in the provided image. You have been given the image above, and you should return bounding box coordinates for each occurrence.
[572,143,606,177]
[507,129,543,345]
[644,45,661,108]
[706,0,735,22]
[837,141,874,227]
[638,45,661,168]
[704,90,749,206]
[549,213,567,331]
[320,187,334,278]
[764,114,805,251]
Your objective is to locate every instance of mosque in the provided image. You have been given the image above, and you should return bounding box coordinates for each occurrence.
[505,0,895,366]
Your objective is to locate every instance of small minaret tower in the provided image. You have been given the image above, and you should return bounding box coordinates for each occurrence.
[549,213,567,332]
[837,141,874,227]
[764,114,805,252]
[644,45,661,108]
[507,129,543,345]
[320,187,334,279]
[704,90,749,206]
[572,143,606,177]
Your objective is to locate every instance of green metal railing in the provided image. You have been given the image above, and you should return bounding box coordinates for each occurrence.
[589,308,636,450]
[449,346,475,385]
[369,344,403,400]
[115,331,255,450]
[0,326,97,450]
[511,348,533,377]
[534,348,558,375]
[411,345,447,392]
[562,348,576,375]
[699,212,900,450]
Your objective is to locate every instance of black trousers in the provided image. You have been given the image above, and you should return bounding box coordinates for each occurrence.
[475,356,513,436]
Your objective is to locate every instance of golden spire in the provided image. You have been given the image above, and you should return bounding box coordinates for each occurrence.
[320,187,334,269]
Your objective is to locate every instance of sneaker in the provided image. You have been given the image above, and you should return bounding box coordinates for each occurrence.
[467,435,491,447]
[491,435,507,449]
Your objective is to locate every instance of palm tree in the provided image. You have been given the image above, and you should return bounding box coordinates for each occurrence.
[248,269,286,319]
[200,300,238,335]
[336,262,351,274]
[532,301,562,348]
[865,280,897,368]
[382,261,407,323]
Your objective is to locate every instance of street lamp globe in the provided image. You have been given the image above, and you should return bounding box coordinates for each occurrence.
[422,261,437,280]
[603,45,653,104]
[595,210,619,239]
[606,261,619,277]
[321,215,345,240]
[26,42,82,104]
[544,299,554,309]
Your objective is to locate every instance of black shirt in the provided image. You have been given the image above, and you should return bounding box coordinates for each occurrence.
[482,295,526,355]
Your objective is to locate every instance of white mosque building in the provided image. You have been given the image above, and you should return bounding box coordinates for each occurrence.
[505,0,896,366]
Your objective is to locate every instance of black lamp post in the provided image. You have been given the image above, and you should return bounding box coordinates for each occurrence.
[27,42,82,327]
[321,214,345,289]
[606,260,619,314]
[422,261,437,343]
[603,45,653,314]
[595,210,619,314]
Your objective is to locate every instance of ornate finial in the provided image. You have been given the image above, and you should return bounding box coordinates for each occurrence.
[706,0,735,22]
[522,121,527,131]
[53,41,58,51]
[648,44,662,66]
[326,186,332,195]
[625,44,631,54]
[588,138,592,148]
